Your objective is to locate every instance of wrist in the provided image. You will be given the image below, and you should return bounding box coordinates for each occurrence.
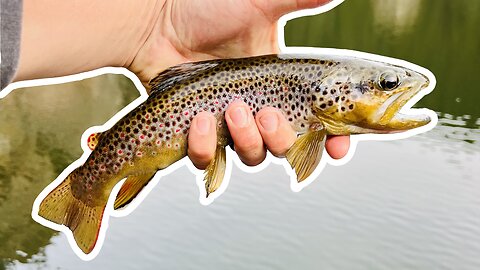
[127,0,189,88]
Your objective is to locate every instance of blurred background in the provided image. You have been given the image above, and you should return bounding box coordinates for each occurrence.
[1,0,479,269]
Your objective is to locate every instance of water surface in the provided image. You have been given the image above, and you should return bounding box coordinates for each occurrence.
[1,0,479,269]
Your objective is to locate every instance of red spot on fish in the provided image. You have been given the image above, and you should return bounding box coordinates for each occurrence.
[145,125,149,129]
[170,115,174,119]
[145,114,149,119]
[184,111,189,116]
[118,149,123,155]
[215,101,219,104]
[159,124,164,127]
[136,151,142,157]
[131,139,135,143]
[175,129,180,133]
[89,160,94,166]
[273,98,277,101]
[120,132,125,138]
[156,139,161,145]
[156,109,161,113]
[139,134,145,140]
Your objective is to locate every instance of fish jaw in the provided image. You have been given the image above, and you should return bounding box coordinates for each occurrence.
[372,80,431,132]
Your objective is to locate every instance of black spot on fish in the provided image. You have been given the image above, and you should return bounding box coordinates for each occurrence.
[355,82,370,94]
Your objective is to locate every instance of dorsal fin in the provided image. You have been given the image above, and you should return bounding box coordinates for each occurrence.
[87,132,102,150]
[148,60,221,94]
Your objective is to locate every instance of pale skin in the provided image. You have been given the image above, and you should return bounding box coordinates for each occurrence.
[14,0,350,169]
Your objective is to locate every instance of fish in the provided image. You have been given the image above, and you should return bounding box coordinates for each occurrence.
[37,54,432,254]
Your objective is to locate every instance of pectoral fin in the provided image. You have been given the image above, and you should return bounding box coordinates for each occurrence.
[114,172,156,210]
[286,124,326,182]
[204,146,227,197]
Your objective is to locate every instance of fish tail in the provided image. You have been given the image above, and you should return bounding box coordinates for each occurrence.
[38,173,105,254]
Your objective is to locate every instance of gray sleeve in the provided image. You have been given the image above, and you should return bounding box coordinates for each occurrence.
[1,0,23,90]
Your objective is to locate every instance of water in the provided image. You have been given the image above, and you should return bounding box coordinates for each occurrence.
[1,0,479,269]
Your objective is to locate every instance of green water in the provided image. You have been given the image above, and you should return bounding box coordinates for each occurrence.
[1,0,479,269]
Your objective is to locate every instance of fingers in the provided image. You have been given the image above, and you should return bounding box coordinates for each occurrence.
[188,112,217,169]
[256,107,350,160]
[188,102,350,171]
[225,101,266,166]
[255,107,297,157]
[325,135,350,159]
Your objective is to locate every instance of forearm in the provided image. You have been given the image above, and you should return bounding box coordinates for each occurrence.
[13,0,164,82]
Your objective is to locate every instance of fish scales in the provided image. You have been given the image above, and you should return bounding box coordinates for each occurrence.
[37,54,431,254]
[72,56,343,202]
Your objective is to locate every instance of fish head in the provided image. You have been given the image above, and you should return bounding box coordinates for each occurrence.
[314,59,431,134]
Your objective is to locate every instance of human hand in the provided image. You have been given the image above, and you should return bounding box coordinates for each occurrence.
[126,0,351,168]
[14,0,349,168]
[188,101,350,169]
[128,0,335,86]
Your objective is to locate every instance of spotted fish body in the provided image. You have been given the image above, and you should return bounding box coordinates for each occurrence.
[38,54,431,254]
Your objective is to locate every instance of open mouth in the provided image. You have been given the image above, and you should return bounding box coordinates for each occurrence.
[377,82,431,131]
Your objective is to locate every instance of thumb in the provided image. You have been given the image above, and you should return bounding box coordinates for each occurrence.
[257,0,333,20]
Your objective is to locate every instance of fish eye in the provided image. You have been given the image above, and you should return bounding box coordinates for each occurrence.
[378,72,399,91]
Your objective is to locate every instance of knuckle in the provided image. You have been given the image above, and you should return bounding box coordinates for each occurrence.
[235,135,263,153]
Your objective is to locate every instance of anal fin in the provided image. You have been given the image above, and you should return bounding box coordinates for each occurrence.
[286,123,326,182]
[114,172,155,210]
[204,146,227,197]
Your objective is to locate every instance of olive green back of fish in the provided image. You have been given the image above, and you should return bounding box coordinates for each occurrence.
[37,54,430,254]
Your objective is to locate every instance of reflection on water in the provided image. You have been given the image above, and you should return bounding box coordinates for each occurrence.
[0,75,139,268]
[1,0,479,269]
[371,0,421,36]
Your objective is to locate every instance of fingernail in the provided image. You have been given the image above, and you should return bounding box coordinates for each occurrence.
[196,115,211,135]
[259,113,278,132]
[230,106,249,127]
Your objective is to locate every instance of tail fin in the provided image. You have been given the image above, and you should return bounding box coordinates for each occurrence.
[38,175,106,254]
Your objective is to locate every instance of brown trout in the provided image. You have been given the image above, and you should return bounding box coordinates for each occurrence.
[38,54,431,253]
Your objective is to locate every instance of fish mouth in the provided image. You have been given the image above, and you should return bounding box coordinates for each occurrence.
[375,82,431,131]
